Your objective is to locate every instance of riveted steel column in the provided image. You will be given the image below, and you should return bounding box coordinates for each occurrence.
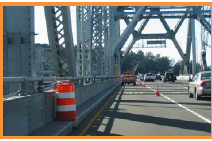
[108,6,116,76]
[44,6,76,77]
[191,18,197,74]
[3,6,35,95]
[91,6,103,76]
[76,6,92,77]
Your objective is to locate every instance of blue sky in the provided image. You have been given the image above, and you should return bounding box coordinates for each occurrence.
[34,6,211,66]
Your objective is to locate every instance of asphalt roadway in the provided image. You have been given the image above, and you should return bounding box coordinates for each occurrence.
[68,80,211,136]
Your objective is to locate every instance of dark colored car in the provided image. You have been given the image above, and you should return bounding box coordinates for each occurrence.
[163,72,175,82]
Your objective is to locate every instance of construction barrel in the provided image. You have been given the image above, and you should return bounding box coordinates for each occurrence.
[56,80,77,121]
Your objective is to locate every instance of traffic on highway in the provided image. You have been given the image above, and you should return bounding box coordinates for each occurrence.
[68,73,211,136]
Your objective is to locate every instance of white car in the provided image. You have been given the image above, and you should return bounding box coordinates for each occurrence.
[188,71,211,100]
[144,73,155,82]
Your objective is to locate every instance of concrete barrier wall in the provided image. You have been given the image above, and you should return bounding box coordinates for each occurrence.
[3,78,121,136]
[3,92,56,136]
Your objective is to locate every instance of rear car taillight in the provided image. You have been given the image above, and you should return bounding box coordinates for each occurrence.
[200,81,206,86]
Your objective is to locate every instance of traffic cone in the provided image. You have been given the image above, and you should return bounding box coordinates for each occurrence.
[142,81,146,87]
[156,85,160,96]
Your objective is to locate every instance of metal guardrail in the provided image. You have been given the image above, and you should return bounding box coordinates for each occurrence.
[3,76,120,83]
[3,76,121,96]
[3,76,121,136]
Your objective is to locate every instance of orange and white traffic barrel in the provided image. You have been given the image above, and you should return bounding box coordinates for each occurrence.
[56,80,77,121]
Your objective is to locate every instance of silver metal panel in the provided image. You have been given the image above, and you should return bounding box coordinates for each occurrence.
[86,84,92,100]
[191,19,197,74]
[91,83,97,98]
[78,86,84,105]
[28,94,46,133]
[184,18,192,74]
[75,86,80,106]
[3,6,35,95]
[45,91,56,124]
[3,97,30,136]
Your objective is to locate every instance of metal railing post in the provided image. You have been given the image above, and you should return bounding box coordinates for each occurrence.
[20,76,27,96]
[37,77,44,93]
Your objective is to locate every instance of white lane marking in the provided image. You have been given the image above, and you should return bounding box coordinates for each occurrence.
[170,92,182,93]
[165,82,188,89]
[147,86,211,124]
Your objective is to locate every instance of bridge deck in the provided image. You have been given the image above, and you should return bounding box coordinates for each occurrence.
[68,80,211,136]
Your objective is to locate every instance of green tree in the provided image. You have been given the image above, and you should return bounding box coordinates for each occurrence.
[121,50,174,75]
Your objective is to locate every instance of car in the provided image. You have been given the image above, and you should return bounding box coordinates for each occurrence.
[155,74,162,81]
[144,73,155,82]
[121,70,136,86]
[188,71,211,100]
[163,72,175,82]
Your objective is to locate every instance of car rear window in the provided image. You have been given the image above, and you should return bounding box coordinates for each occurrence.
[166,73,173,76]
[146,74,152,76]
[201,73,211,80]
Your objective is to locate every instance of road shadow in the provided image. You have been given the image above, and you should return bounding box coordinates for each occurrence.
[104,111,211,134]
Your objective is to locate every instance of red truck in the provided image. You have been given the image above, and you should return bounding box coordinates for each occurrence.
[121,70,136,86]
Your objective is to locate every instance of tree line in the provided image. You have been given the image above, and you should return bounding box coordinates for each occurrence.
[121,50,211,75]
[121,50,174,75]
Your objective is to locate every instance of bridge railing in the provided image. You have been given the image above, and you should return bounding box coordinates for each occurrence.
[3,76,120,96]
[3,76,121,136]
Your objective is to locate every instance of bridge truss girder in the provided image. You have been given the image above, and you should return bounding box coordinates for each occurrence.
[44,6,76,77]
[76,6,92,77]
[115,6,210,75]
[76,6,110,77]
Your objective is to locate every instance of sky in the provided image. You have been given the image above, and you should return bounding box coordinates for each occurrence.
[34,6,211,66]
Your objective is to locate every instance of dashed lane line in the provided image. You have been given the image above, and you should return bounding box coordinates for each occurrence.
[146,86,211,124]
[78,86,123,136]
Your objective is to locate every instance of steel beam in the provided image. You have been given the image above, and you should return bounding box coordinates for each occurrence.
[109,6,147,76]
[183,18,192,74]
[191,18,197,74]
[173,14,186,34]
[91,6,103,76]
[102,6,110,76]
[76,6,92,77]
[192,6,211,35]
[159,17,185,61]
[200,9,209,71]
[115,9,211,19]
[113,7,147,54]
[44,6,76,77]
[122,18,150,57]
[3,6,35,95]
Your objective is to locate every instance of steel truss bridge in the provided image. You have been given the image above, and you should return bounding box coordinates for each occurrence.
[3,6,211,136]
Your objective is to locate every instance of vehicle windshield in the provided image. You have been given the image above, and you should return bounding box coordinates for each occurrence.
[201,73,211,80]
[166,73,173,76]
[146,74,152,76]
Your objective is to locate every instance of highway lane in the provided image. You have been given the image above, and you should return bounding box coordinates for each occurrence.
[68,80,211,136]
